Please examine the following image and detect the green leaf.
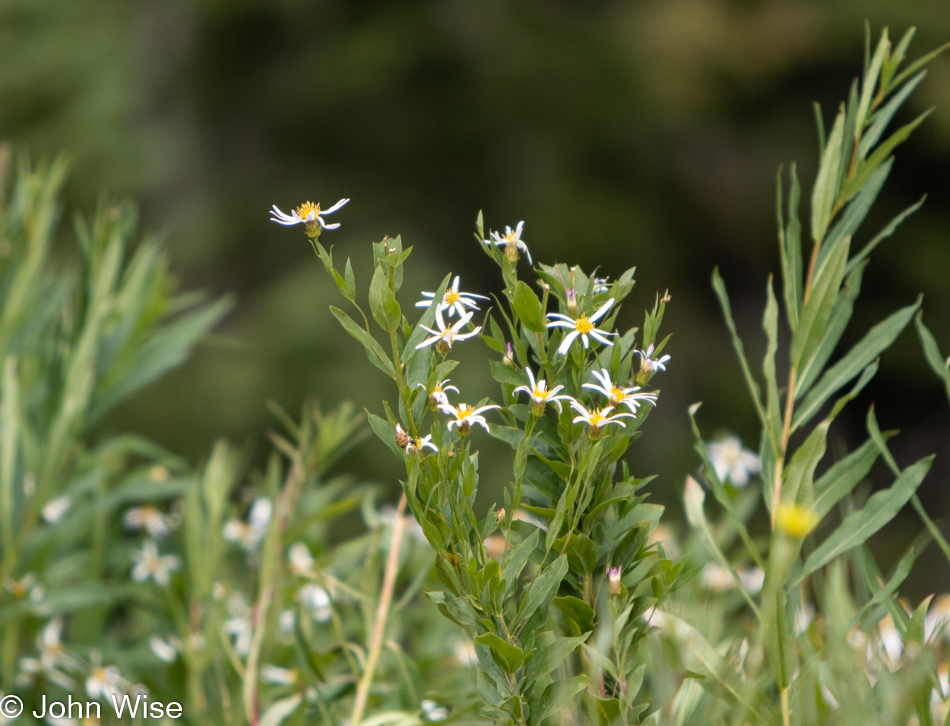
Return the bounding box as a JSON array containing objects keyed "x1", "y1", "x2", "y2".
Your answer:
[
  {"x1": 914, "y1": 311, "x2": 950, "y2": 402},
  {"x1": 811, "y1": 108, "x2": 845, "y2": 243},
  {"x1": 782, "y1": 421, "x2": 827, "y2": 508},
  {"x1": 368, "y1": 265, "x2": 401, "y2": 332},
  {"x1": 503, "y1": 529, "x2": 539, "y2": 595},
  {"x1": 794, "y1": 263, "x2": 864, "y2": 399},
  {"x1": 845, "y1": 195, "x2": 926, "y2": 275},
  {"x1": 777, "y1": 164, "x2": 803, "y2": 331},
  {"x1": 790, "y1": 233, "x2": 849, "y2": 373},
  {"x1": 818, "y1": 160, "x2": 891, "y2": 271},
  {"x1": 792, "y1": 455, "x2": 934, "y2": 588},
  {"x1": 524, "y1": 632, "x2": 589, "y2": 683},
  {"x1": 489, "y1": 360, "x2": 525, "y2": 387},
  {"x1": 813, "y1": 436, "x2": 889, "y2": 519},
  {"x1": 853, "y1": 541, "x2": 921, "y2": 627},
  {"x1": 553, "y1": 596, "x2": 594, "y2": 635},
  {"x1": 475, "y1": 633, "x2": 525, "y2": 673},
  {"x1": 518, "y1": 554, "x2": 569, "y2": 628},
  {"x1": 840, "y1": 108, "x2": 933, "y2": 204},
  {"x1": 367, "y1": 412, "x2": 403, "y2": 460},
  {"x1": 762, "y1": 276, "x2": 781, "y2": 449},
  {"x1": 792, "y1": 297, "x2": 919, "y2": 431},
  {"x1": 855, "y1": 30, "x2": 888, "y2": 138},
  {"x1": 860, "y1": 71, "x2": 927, "y2": 158},
  {"x1": 711, "y1": 269, "x2": 766, "y2": 426},
  {"x1": 330, "y1": 307, "x2": 395, "y2": 378},
  {"x1": 512, "y1": 280, "x2": 545, "y2": 333},
  {"x1": 259, "y1": 695, "x2": 303, "y2": 726}
]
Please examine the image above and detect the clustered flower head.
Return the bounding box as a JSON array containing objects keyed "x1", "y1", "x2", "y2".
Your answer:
[
  {"x1": 570, "y1": 400, "x2": 634, "y2": 440},
  {"x1": 635, "y1": 343, "x2": 671, "y2": 385},
  {"x1": 270, "y1": 198, "x2": 349, "y2": 239},
  {"x1": 438, "y1": 402, "x2": 501, "y2": 436}
]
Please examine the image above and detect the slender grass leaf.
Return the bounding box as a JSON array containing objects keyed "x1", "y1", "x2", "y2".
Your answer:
[
  {"x1": 763, "y1": 277, "x2": 781, "y2": 448},
  {"x1": 780, "y1": 164, "x2": 804, "y2": 330},
  {"x1": 792, "y1": 298, "x2": 919, "y2": 431},
  {"x1": 792, "y1": 455, "x2": 933, "y2": 588},
  {"x1": 887, "y1": 41, "x2": 950, "y2": 93}
]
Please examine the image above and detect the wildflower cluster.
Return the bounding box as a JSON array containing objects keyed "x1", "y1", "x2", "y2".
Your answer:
[{"x1": 292, "y1": 186, "x2": 682, "y2": 723}]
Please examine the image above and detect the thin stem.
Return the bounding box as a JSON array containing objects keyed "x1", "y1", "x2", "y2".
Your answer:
[
  {"x1": 781, "y1": 686, "x2": 791, "y2": 726},
  {"x1": 350, "y1": 493, "x2": 408, "y2": 725}
]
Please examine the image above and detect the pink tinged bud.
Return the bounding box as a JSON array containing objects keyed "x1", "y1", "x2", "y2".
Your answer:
[{"x1": 607, "y1": 566, "x2": 623, "y2": 596}]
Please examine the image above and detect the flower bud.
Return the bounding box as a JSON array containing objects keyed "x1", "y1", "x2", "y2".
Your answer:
[
  {"x1": 504, "y1": 240, "x2": 520, "y2": 261},
  {"x1": 435, "y1": 340, "x2": 451, "y2": 356},
  {"x1": 566, "y1": 289, "x2": 578, "y2": 317},
  {"x1": 607, "y1": 566, "x2": 623, "y2": 597},
  {"x1": 495, "y1": 508, "x2": 506, "y2": 523},
  {"x1": 395, "y1": 423, "x2": 410, "y2": 450}
]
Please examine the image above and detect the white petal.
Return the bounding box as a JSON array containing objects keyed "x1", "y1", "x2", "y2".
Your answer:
[
  {"x1": 321, "y1": 198, "x2": 350, "y2": 215},
  {"x1": 557, "y1": 330, "x2": 580, "y2": 355},
  {"x1": 589, "y1": 298, "x2": 616, "y2": 323}
]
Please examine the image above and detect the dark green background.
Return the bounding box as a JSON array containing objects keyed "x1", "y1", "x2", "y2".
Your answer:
[{"x1": 3, "y1": 0, "x2": 949, "y2": 587}]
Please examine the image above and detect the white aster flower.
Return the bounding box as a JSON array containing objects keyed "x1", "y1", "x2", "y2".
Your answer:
[
  {"x1": 261, "y1": 665, "x2": 298, "y2": 685},
  {"x1": 5, "y1": 572, "x2": 43, "y2": 601},
  {"x1": 569, "y1": 401, "x2": 634, "y2": 437},
  {"x1": 635, "y1": 343, "x2": 671, "y2": 383},
  {"x1": 592, "y1": 276, "x2": 610, "y2": 294},
  {"x1": 926, "y1": 594, "x2": 950, "y2": 644},
  {"x1": 582, "y1": 368, "x2": 658, "y2": 414},
  {"x1": 416, "y1": 275, "x2": 488, "y2": 318},
  {"x1": 42, "y1": 496, "x2": 72, "y2": 524},
  {"x1": 738, "y1": 566, "x2": 765, "y2": 594},
  {"x1": 300, "y1": 583, "x2": 333, "y2": 624},
  {"x1": 488, "y1": 221, "x2": 531, "y2": 264},
  {"x1": 512, "y1": 366, "x2": 573, "y2": 414},
  {"x1": 149, "y1": 636, "x2": 180, "y2": 663},
  {"x1": 421, "y1": 699, "x2": 449, "y2": 722},
  {"x1": 130, "y1": 539, "x2": 180, "y2": 586},
  {"x1": 223, "y1": 497, "x2": 273, "y2": 551},
  {"x1": 438, "y1": 402, "x2": 500, "y2": 435},
  {"x1": 86, "y1": 655, "x2": 125, "y2": 701},
  {"x1": 699, "y1": 563, "x2": 734, "y2": 593},
  {"x1": 225, "y1": 595, "x2": 254, "y2": 656},
  {"x1": 877, "y1": 612, "x2": 903, "y2": 669},
  {"x1": 278, "y1": 609, "x2": 296, "y2": 634},
  {"x1": 706, "y1": 436, "x2": 761, "y2": 488},
  {"x1": 406, "y1": 434, "x2": 438, "y2": 456},
  {"x1": 123, "y1": 505, "x2": 174, "y2": 538},
  {"x1": 415, "y1": 309, "x2": 481, "y2": 352},
  {"x1": 451, "y1": 637, "x2": 478, "y2": 666},
  {"x1": 546, "y1": 298, "x2": 617, "y2": 355},
  {"x1": 269, "y1": 198, "x2": 349, "y2": 236},
  {"x1": 288, "y1": 542, "x2": 316, "y2": 578},
  {"x1": 416, "y1": 378, "x2": 459, "y2": 408},
  {"x1": 794, "y1": 602, "x2": 816, "y2": 636}
]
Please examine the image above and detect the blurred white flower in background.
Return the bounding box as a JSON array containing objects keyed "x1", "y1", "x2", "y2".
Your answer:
[{"x1": 706, "y1": 435, "x2": 761, "y2": 487}]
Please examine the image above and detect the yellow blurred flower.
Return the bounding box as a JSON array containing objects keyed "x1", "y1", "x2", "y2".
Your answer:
[{"x1": 776, "y1": 503, "x2": 819, "y2": 538}]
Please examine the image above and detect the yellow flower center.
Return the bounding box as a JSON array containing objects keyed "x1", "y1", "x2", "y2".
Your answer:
[
  {"x1": 588, "y1": 412, "x2": 605, "y2": 427},
  {"x1": 575, "y1": 317, "x2": 594, "y2": 334},
  {"x1": 776, "y1": 503, "x2": 819, "y2": 539},
  {"x1": 10, "y1": 581, "x2": 27, "y2": 598},
  {"x1": 445, "y1": 290, "x2": 461, "y2": 305},
  {"x1": 457, "y1": 405, "x2": 473, "y2": 419},
  {"x1": 296, "y1": 201, "x2": 321, "y2": 219},
  {"x1": 610, "y1": 385, "x2": 626, "y2": 401}
]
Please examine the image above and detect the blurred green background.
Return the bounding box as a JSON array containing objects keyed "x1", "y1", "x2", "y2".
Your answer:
[{"x1": 3, "y1": 1, "x2": 949, "y2": 586}]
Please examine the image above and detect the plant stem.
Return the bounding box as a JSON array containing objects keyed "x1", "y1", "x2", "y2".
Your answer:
[{"x1": 350, "y1": 493, "x2": 408, "y2": 725}]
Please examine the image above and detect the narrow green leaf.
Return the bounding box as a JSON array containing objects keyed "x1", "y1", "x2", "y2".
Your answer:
[
  {"x1": 845, "y1": 195, "x2": 926, "y2": 276},
  {"x1": 792, "y1": 455, "x2": 933, "y2": 588},
  {"x1": 780, "y1": 164, "x2": 803, "y2": 330},
  {"x1": 790, "y1": 234, "x2": 849, "y2": 373},
  {"x1": 819, "y1": 160, "x2": 891, "y2": 270},
  {"x1": 853, "y1": 540, "x2": 921, "y2": 627},
  {"x1": 914, "y1": 311, "x2": 950, "y2": 402},
  {"x1": 330, "y1": 307, "x2": 395, "y2": 378},
  {"x1": 860, "y1": 71, "x2": 927, "y2": 158},
  {"x1": 792, "y1": 298, "x2": 919, "y2": 431},
  {"x1": 763, "y1": 277, "x2": 781, "y2": 448},
  {"x1": 855, "y1": 30, "x2": 888, "y2": 136},
  {"x1": 813, "y1": 436, "x2": 888, "y2": 518},
  {"x1": 840, "y1": 108, "x2": 933, "y2": 203},
  {"x1": 711, "y1": 269, "x2": 766, "y2": 426},
  {"x1": 811, "y1": 108, "x2": 845, "y2": 243},
  {"x1": 795, "y1": 262, "x2": 865, "y2": 399},
  {"x1": 887, "y1": 41, "x2": 950, "y2": 93}
]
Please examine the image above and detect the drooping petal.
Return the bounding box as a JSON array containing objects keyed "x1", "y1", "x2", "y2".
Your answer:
[{"x1": 589, "y1": 298, "x2": 616, "y2": 323}]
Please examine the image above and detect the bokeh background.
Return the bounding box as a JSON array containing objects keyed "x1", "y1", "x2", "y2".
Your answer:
[{"x1": 3, "y1": 0, "x2": 950, "y2": 589}]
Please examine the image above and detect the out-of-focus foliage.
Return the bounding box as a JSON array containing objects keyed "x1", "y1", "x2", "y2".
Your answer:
[{"x1": 2, "y1": 5, "x2": 950, "y2": 576}]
